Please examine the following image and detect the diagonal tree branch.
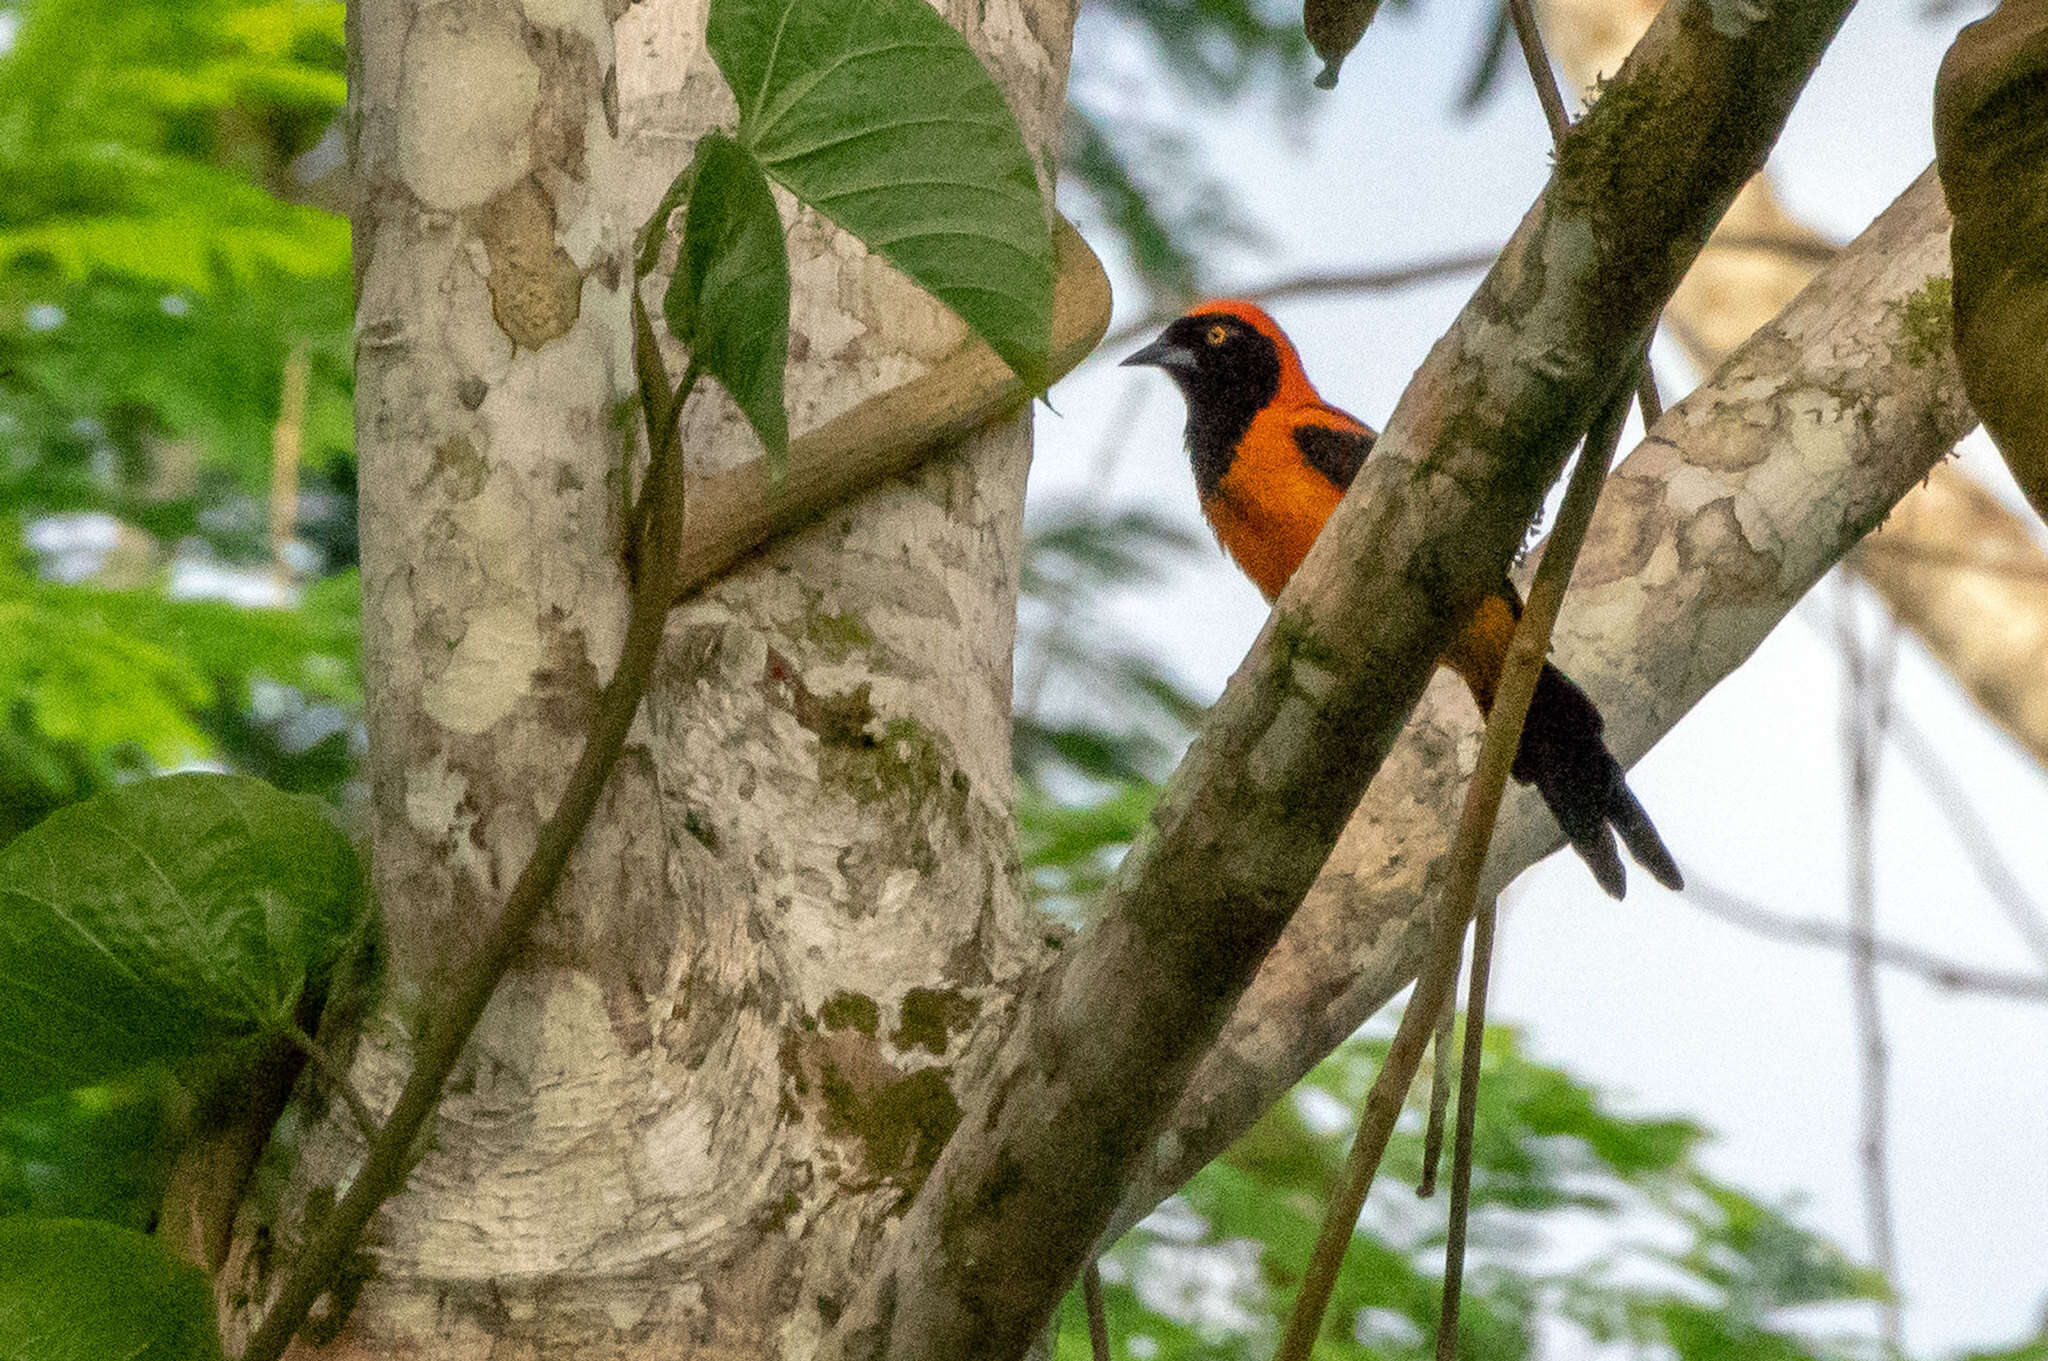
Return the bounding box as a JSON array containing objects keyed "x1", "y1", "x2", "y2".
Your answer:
[
  {"x1": 666, "y1": 219, "x2": 1110, "y2": 599},
  {"x1": 1534, "y1": 0, "x2": 2048, "y2": 792},
  {"x1": 824, "y1": 4, "x2": 1860, "y2": 1356},
  {"x1": 1108, "y1": 165, "x2": 1972, "y2": 1242}
]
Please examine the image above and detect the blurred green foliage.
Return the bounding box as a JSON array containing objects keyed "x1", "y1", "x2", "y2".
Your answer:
[
  {"x1": 0, "y1": 0, "x2": 353, "y2": 505},
  {"x1": 1014, "y1": 504, "x2": 1207, "y2": 913},
  {"x1": 0, "y1": 0, "x2": 359, "y2": 1251},
  {"x1": 0, "y1": 1074, "x2": 177, "y2": 1231},
  {"x1": 1047, "y1": 1024, "x2": 1892, "y2": 1361},
  {"x1": 0, "y1": 0, "x2": 360, "y2": 836},
  {"x1": 1094, "y1": 0, "x2": 1312, "y2": 93},
  {"x1": 1061, "y1": 0, "x2": 1313, "y2": 302}
]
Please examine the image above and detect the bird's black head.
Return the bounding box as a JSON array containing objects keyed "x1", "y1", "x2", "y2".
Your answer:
[
  {"x1": 1122, "y1": 308, "x2": 1284, "y2": 495},
  {"x1": 1122, "y1": 311, "x2": 1283, "y2": 413}
]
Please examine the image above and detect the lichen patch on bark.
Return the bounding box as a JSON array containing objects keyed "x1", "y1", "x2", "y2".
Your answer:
[
  {"x1": 892, "y1": 988, "x2": 980, "y2": 1056},
  {"x1": 784, "y1": 1028, "x2": 962, "y2": 1196},
  {"x1": 418, "y1": 434, "x2": 491, "y2": 501},
  {"x1": 479, "y1": 177, "x2": 584, "y2": 349}
]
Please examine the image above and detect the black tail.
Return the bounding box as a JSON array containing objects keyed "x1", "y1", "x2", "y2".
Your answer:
[{"x1": 1513, "y1": 663, "x2": 1683, "y2": 899}]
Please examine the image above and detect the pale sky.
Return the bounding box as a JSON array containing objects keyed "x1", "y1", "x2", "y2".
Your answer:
[{"x1": 1036, "y1": 1, "x2": 2048, "y2": 1352}]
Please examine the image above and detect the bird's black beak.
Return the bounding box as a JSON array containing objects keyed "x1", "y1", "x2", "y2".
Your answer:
[{"x1": 1121, "y1": 336, "x2": 1197, "y2": 376}]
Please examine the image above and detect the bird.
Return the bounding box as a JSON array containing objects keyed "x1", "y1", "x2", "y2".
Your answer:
[{"x1": 1122, "y1": 299, "x2": 1681, "y2": 898}]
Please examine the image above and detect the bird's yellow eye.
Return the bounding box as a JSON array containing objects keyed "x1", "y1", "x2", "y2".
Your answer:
[{"x1": 1206, "y1": 324, "x2": 1229, "y2": 346}]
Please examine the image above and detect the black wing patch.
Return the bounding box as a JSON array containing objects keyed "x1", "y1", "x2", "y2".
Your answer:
[{"x1": 1292, "y1": 423, "x2": 1375, "y2": 490}]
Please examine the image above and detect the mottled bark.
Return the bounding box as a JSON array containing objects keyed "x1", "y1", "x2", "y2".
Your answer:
[
  {"x1": 826, "y1": 4, "x2": 1858, "y2": 1357},
  {"x1": 221, "y1": 0, "x2": 1078, "y2": 1355},
  {"x1": 1540, "y1": 0, "x2": 1828, "y2": 365},
  {"x1": 1114, "y1": 169, "x2": 1969, "y2": 1236}
]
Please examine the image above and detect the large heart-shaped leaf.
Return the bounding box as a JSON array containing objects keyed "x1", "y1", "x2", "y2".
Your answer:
[
  {"x1": 708, "y1": 0, "x2": 1054, "y2": 391},
  {"x1": 665, "y1": 131, "x2": 791, "y2": 465},
  {"x1": 0, "y1": 773, "x2": 362, "y2": 1107},
  {"x1": 0, "y1": 1218, "x2": 223, "y2": 1361}
]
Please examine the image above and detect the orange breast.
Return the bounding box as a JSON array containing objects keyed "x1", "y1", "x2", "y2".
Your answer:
[{"x1": 1199, "y1": 407, "x2": 1347, "y2": 601}]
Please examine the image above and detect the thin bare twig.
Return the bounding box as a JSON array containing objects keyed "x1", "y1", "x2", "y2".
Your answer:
[
  {"x1": 1099, "y1": 231, "x2": 1830, "y2": 361},
  {"x1": 1507, "y1": 0, "x2": 1572, "y2": 141},
  {"x1": 1082, "y1": 1260, "x2": 1110, "y2": 1361},
  {"x1": 1102, "y1": 226, "x2": 1834, "y2": 359},
  {"x1": 1887, "y1": 713, "x2": 2048, "y2": 969},
  {"x1": 1417, "y1": 992, "x2": 1457, "y2": 1197},
  {"x1": 1837, "y1": 579, "x2": 1905, "y2": 1357},
  {"x1": 1099, "y1": 251, "x2": 1503, "y2": 353},
  {"x1": 1105, "y1": 229, "x2": 1826, "y2": 366},
  {"x1": 1273, "y1": 361, "x2": 1640, "y2": 1361},
  {"x1": 1791, "y1": 595, "x2": 2048, "y2": 971},
  {"x1": 1434, "y1": 899, "x2": 1498, "y2": 1361},
  {"x1": 1682, "y1": 877, "x2": 2048, "y2": 1002}
]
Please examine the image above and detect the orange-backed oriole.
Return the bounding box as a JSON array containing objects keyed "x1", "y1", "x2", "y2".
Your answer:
[{"x1": 1124, "y1": 299, "x2": 1681, "y2": 898}]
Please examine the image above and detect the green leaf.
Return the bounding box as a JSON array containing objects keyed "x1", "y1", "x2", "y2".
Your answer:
[
  {"x1": 707, "y1": 0, "x2": 1053, "y2": 390},
  {"x1": 0, "y1": 1218, "x2": 223, "y2": 1361},
  {"x1": 0, "y1": 773, "x2": 362, "y2": 1106},
  {"x1": 665, "y1": 132, "x2": 790, "y2": 465}
]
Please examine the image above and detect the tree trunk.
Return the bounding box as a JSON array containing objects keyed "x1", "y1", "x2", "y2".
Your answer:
[{"x1": 220, "y1": 0, "x2": 1076, "y2": 1353}]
